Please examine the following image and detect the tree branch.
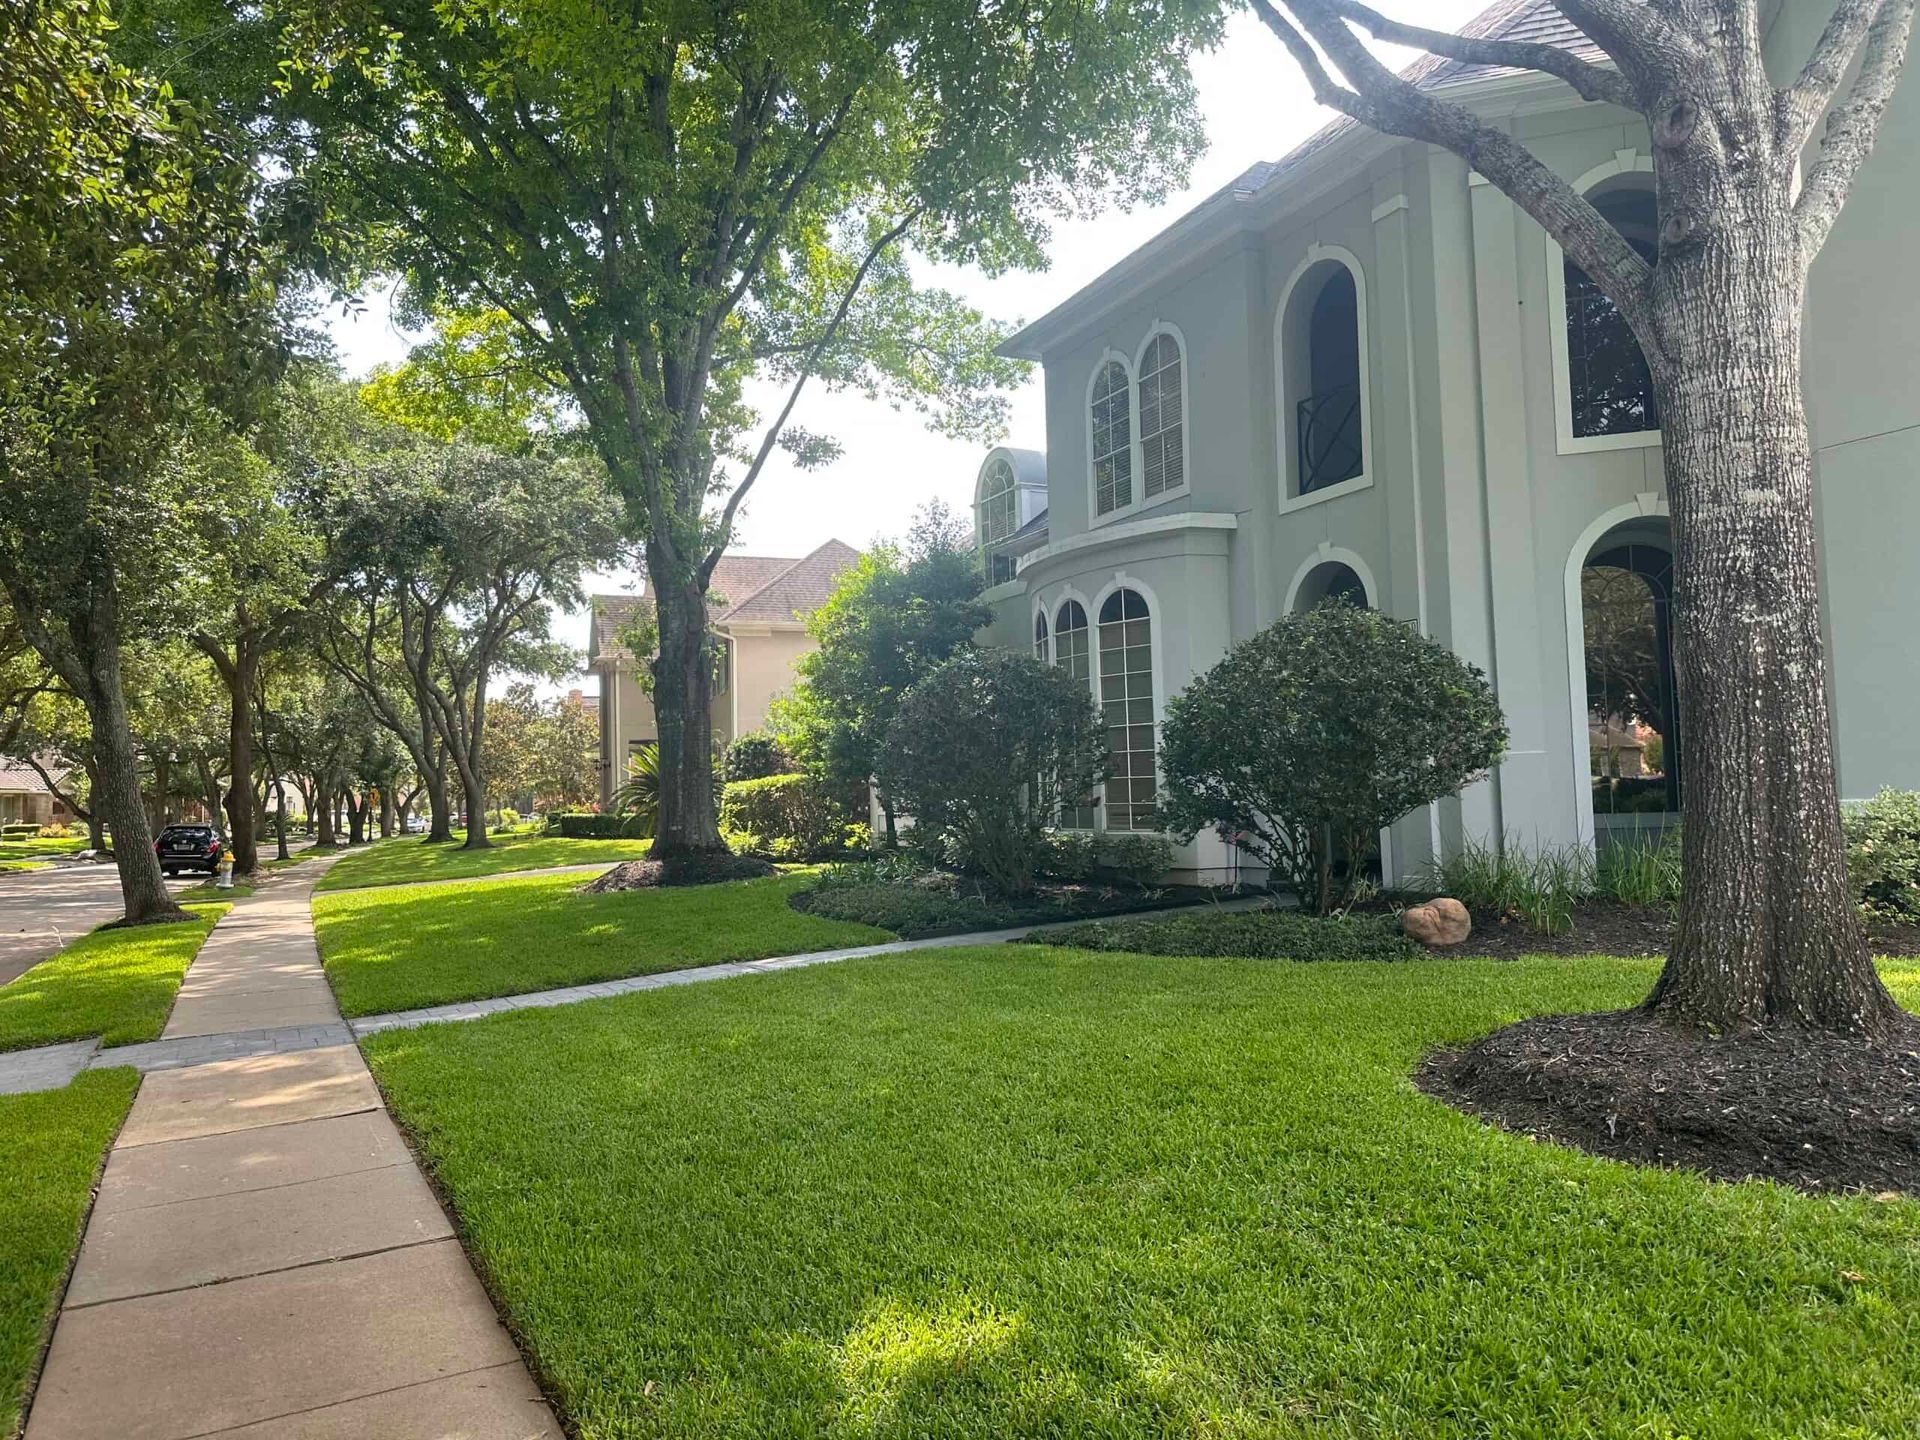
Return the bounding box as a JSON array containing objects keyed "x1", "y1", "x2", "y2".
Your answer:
[
  {"x1": 1252, "y1": 0, "x2": 1658, "y2": 342},
  {"x1": 1781, "y1": 0, "x2": 1883, "y2": 149},
  {"x1": 702, "y1": 208, "x2": 922, "y2": 584},
  {"x1": 1796, "y1": 0, "x2": 1916, "y2": 257},
  {"x1": 1326, "y1": 0, "x2": 1638, "y2": 107}
]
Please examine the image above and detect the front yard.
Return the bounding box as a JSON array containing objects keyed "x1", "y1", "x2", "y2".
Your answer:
[
  {"x1": 313, "y1": 831, "x2": 654, "y2": 891},
  {"x1": 363, "y1": 945, "x2": 1920, "y2": 1439},
  {"x1": 0, "y1": 905, "x2": 228, "y2": 1052},
  {"x1": 313, "y1": 869, "x2": 890, "y2": 1016}
]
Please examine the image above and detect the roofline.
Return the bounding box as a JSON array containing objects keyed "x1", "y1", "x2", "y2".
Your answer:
[{"x1": 999, "y1": 69, "x2": 1597, "y2": 361}]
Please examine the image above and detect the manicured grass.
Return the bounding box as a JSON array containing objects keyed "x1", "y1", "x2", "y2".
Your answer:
[
  {"x1": 0, "y1": 1068, "x2": 140, "y2": 1436},
  {"x1": 314, "y1": 870, "x2": 891, "y2": 1016},
  {"x1": 0, "y1": 836, "x2": 86, "y2": 860},
  {"x1": 0, "y1": 860, "x2": 52, "y2": 875},
  {"x1": 314, "y1": 832, "x2": 654, "y2": 892},
  {"x1": 365, "y1": 948, "x2": 1920, "y2": 1440},
  {"x1": 0, "y1": 906, "x2": 229, "y2": 1053}
]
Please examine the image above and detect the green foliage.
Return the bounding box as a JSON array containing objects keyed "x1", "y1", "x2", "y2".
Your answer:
[
  {"x1": 1595, "y1": 830, "x2": 1685, "y2": 909},
  {"x1": 0, "y1": 1069, "x2": 142, "y2": 1438},
  {"x1": 1159, "y1": 603, "x2": 1507, "y2": 914},
  {"x1": 1423, "y1": 837, "x2": 1588, "y2": 937},
  {"x1": 877, "y1": 651, "x2": 1107, "y2": 894},
  {"x1": 800, "y1": 861, "x2": 1176, "y2": 940},
  {"x1": 1845, "y1": 789, "x2": 1920, "y2": 923},
  {"x1": 316, "y1": 831, "x2": 650, "y2": 890},
  {"x1": 722, "y1": 732, "x2": 793, "y2": 783},
  {"x1": 1033, "y1": 907, "x2": 1422, "y2": 962},
  {"x1": 360, "y1": 949, "x2": 1920, "y2": 1439},
  {"x1": 0, "y1": 905, "x2": 228, "y2": 1053},
  {"x1": 360, "y1": 308, "x2": 567, "y2": 450},
  {"x1": 1035, "y1": 832, "x2": 1176, "y2": 889},
  {"x1": 719, "y1": 774, "x2": 856, "y2": 861},
  {"x1": 554, "y1": 813, "x2": 650, "y2": 841},
  {"x1": 774, "y1": 503, "x2": 989, "y2": 817}
]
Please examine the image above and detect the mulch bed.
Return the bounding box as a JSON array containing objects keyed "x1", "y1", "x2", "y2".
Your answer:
[
  {"x1": 1420, "y1": 1007, "x2": 1920, "y2": 1195},
  {"x1": 583, "y1": 854, "x2": 777, "y2": 891}
]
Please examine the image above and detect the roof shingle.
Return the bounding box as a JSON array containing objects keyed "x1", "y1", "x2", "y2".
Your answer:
[{"x1": 589, "y1": 539, "x2": 860, "y2": 663}]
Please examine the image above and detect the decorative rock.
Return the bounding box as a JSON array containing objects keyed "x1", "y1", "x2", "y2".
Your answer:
[{"x1": 1402, "y1": 897, "x2": 1471, "y2": 948}]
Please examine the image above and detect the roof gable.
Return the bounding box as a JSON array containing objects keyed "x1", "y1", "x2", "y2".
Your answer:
[{"x1": 589, "y1": 539, "x2": 861, "y2": 662}]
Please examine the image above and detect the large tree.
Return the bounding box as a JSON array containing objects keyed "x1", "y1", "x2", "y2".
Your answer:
[
  {"x1": 146, "y1": 0, "x2": 1222, "y2": 858},
  {"x1": 1248, "y1": 0, "x2": 1912, "y2": 1039}
]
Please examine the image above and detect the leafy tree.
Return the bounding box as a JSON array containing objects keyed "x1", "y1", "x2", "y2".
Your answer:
[
  {"x1": 0, "y1": 0, "x2": 282, "y2": 921},
  {"x1": 1244, "y1": 2, "x2": 1915, "y2": 1036},
  {"x1": 360, "y1": 308, "x2": 569, "y2": 452},
  {"x1": 485, "y1": 682, "x2": 600, "y2": 813},
  {"x1": 1157, "y1": 604, "x2": 1508, "y2": 914},
  {"x1": 877, "y1": 651, "x2": 1106, "y2": 895},
  {"x1": 153, "y1": 0, "x2": 1222, "y2": 859},
  {"x1": 775, "y1": 502, "x2": 989, "y2": 843}
]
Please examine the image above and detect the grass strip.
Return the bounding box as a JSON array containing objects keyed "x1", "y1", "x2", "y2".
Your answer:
[
  {"x1": 315, "y1": 833, "x2": 653, "y2": 892},
  {"x1": 0, "y1": 905, "x2": 229, "y2": 1053}
]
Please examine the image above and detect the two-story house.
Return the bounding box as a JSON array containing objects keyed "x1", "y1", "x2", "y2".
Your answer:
[{"x1": 974, "y1": 0, "x2": 1920, "y2": 885}]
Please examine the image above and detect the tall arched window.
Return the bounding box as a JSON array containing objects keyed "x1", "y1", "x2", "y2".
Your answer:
[
  {"x1": 1136, "y1": 332, "x2": 1185, "y2": 502},
  {"x1": 1090, "y1": 360, "x2": 1134, "y2": 518},
  {"x1": 977, "y1": 456, "x2": 1018, "y2": 584},
  {"x1": 1098, "y1": 589, "x2": 1156, "y2": 831},
  {"x1": 1293, "y1": 560, "x2": 1368, "y2": 612},
  {"x1": 1565, "y1": 184, "x2": 1659, "y2": 439},
  {"x1": 1032, "y1": 610, "x2": 1049, "y2": 662},
  {"x1": 1054, "y1": 601, "x2": 1096, "y2": 829},
  {"x1": 1278, "y1": 255, "x2": 1367, "y2": 499}
]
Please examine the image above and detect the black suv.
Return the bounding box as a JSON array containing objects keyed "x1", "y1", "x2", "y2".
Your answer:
[{"x1": 154, "y1": 824, "x2": 222, "y2": 876}]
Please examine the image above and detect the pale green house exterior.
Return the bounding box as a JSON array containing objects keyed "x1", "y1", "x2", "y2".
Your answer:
[{"x1": 973, "y1": 0, "x2": 1920, "y2": 885}]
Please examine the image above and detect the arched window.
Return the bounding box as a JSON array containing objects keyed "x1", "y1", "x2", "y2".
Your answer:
[
  {"x1": 1565, "y1": 183, "x2": 1659, "y2": 439},
  {"x1": 1278, "y1": 256, "x2": 1366, "y2": 498},
  {"x1": 1032, "y1": 610, "x2": 1049, "y2": 662},
  {"x1": 1090, "y1": 360, "x2": 1133, "y2": 517},
  {"x1": 1054, "y1": 601, "x2": 1096, "y2": 829},
  {"x1": 1098, "y1": 589, "x2": 1156, "y2": 831},
  {"x1": 1582, "y1": 521, "x2": 1681, "y2": 833},
  {"x1": 1136, "y1": 332, "x2": 1185, "y2": 502},
  {"x1": 1293, "y1": 560, "x2": 1368, "y2": 612},
  {"x1": 976, "y1": 455, "x2": 1018, "y2": 584}
]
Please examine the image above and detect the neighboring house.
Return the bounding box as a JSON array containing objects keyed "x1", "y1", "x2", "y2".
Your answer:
[
  {"x1": 587, "y1": 540, "x2": 860, "y2": 804},
  {"x1": 0, "y1": 759, "x2": 78, "y2": 828},
  {"x1": 974, "y1": 0, "x2": 1919, "y2": 884}
]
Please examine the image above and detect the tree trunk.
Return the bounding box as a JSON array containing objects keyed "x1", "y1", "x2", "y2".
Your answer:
[
  {"x1": 315, "y1": 789, "x2": 336, "y2": 847},
  {"x1": 421, "y1": 731, "x2": 453, "y2": 843},
  {"x1": 651, "y1": 560, "x2": 726, "y2": 857},
  {"x1": 1643, "y1": 215, "x2": 1900, "y2": 1037},
  {"x1": 221, "y1": 639, "x2": 260, "y2": 875},
  {"x1": 83, "y1": 642, "x2": 181, "y2": 924},
  {"x1": 148, "y1": 753, "x2": 170, "y2": 832},
  {"x1": 379, "y1": 787, "x2": 394, "y2": 839},
  {"x1": 346, "y1": 790, "x2": 366, "y2": 845}
]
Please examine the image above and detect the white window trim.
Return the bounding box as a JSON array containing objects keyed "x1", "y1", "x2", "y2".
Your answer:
[
  {"x1": 1086, "y1": 326, "x2": 1194, "y2": 531},
  {"x1": 1031, "y1": 597, "x2": 1052, "y2": 663},
  {"x1": 1049, "y1": 586, "x2": 1097, "y2": 830},
  {"x1": 1087, "y1": 574, "x2": 1166, "y2": 834},
  {"x1": 1275, "y1": 243, "x2": 1375, "y2": 513},
  {"x1": 1085, "y1": 350, "x2": 1137, "y2": 527},
  {"x1": 1282, "y1": 543, "x2": 1379, "y2": 614},
  {"x1": 1547, "y1": 151, "x2": 1663, "y2": 457}
]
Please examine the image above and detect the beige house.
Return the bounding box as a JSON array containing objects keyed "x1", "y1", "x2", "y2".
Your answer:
[
  {"x1": 587, "y1": 541, "x2": 859, "y2": 805},
  {"x1": 0, "y1": 760, "x2": 77, "y2": 828}
]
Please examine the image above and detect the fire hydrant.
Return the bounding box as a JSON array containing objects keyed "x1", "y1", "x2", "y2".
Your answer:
[{"x1": 216, "y1": 847, "x2": 236, "y2": 890}]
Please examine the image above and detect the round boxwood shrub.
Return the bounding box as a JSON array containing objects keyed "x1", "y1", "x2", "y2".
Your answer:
[
  {"x1": 723, "y1": 732, "x2": 793, "y2": 783},
  {"x1": 1158, "y1": 602, "x2": 1507, "y2": 913}
]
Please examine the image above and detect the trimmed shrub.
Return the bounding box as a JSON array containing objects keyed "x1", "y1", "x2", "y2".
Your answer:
[
  {"x1": 723, "y1": 732, "x2": 793, "y2": 783},
  {"x1": 1037, "y1": 831, "x2": 1175, "y2": 888},
  {"x1": 552, "y1": 812, "x2": 648, "y2": 839},
  {"x1": 1, "y1": 823, "x2": 40, "y2": 840},
  {"x1": 1031, "y1": 907, "x2": 1422, "y2": 962},
  {"x1": 1845, "y1": 789, "x2": 1920, "y2": 923},
  {"x1": 720, "y1": 773, "x2": 856, "y2": 860}
]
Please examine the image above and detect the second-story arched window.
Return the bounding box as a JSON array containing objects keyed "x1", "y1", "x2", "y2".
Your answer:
[
  {"x1": 1278, "y1": 253, "x2": 1368, "y2": 501},
  {"x1": 1136, "y1": 331, "x2": 1185, "y2": 502},
  {"x1": 1565, "y1": 183, "x2": 1660, "y2": 439},
  {"x1": 1090, "y1": 360, "x2": 1134, "y2": 518}
]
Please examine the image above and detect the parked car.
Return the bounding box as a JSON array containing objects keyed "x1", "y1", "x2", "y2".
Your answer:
[{"x1": 154, "y1": 824, "x2": 222, "y2": 876}]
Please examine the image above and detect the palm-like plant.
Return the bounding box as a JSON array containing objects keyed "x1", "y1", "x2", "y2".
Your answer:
[{"x1": 608, "y1": 743, "x2": 661, "y2": 837}]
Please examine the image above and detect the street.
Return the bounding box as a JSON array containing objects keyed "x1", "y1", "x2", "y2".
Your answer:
[{"x1": 0, "y1": 863, "x2": 196, "y2": 984}]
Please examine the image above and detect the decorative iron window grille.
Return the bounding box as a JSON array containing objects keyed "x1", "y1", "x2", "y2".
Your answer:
[{"x1": 1297, "y1": 381, "x2": 1364, "y2": 494}]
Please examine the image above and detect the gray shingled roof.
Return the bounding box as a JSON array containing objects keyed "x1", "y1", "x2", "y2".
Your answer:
[
  {"x1": 0, "y1": 759, "x2": 67, "y2": 792},
  {"x1": 589, "y1": 541, "x2": 860, "y2": 663}
]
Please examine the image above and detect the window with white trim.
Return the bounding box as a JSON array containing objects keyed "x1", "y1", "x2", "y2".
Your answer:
[
  {"x1": 1090, "y1": 360, "x2": 1133, "y2": 517},
  {"x1": 1033, "y1": 610, "x2": 1049, "y2": 661},
  {"x1": 1565, "y1": 185, "x2": 1660, "y2": 439},
  {"x1": 1136, "y1": 332, "x2": 1184, "y2": 501},
  {"x1": 1279, "y1": 259, "x2": 1365, "y2": 498},
  {"x1": 1054, "y1": 601, "x2": 1096, "y2": 829},
  {"x1": 1097, "y1": 589, "x2": 1156, "y2": 831}
]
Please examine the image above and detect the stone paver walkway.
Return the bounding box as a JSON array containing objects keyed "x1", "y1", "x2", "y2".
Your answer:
[{"x1": 24, "y1": 859, "x2": 558, "y2": 1440}]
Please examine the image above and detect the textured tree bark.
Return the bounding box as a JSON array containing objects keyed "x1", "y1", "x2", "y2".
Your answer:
[
  {"x1": 379, "y1": 787, "x2": 394, "y2": 839},
  {"x1": 1645, "y1": 221, "x2": 1900, "y2": 1036},
  {"x1": 221, "y1": 639, "x2": 260, "y2": 875},
  {"x1": 650, "y1": 554, "x2": 725, "y2": 857},
  {"x1": 315, "y1": 788, "x2": 335, "y2": 847},
  {"x1": 82, "y1": 641, "x2": 181, "y2": 924}
]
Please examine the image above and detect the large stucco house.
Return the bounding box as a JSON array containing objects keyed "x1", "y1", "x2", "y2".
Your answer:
[
  {"x1": 973, "y1": 0, "x2": 1919, "y2": 885},
  {"x1": 587, "y1": 541, "x2": 859, "y2": 805}
]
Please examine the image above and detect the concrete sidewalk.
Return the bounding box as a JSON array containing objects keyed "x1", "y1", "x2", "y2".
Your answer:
[{"x1": 24, "y1": 860, "x2": 558, "y2": 1440}]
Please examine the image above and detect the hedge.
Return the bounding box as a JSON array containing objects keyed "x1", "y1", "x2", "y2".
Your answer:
[
  {"x1": 720, "y1": 774, "x2": 858, "y2": 860},
  {"x1": 548, "y1": 813, "x2": 649, "y2": 839},
  {"x1": 1030, "y1": 907, "x2": 1422, "y2": 962}
]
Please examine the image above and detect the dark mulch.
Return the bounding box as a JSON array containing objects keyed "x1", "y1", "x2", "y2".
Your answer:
[
  {"x1": 790, "y1": 877, "x2": 1221, "y2": 940},
  {"x1": 1369, "y1": 897, "x2": 1920, "y2": 961},
  {"x1": 583, "y1": 854, "x2": 777, "y2": 892},
  {"x1": 1420, "y1": 1007, "x2": 1920, "y2": 1195}
]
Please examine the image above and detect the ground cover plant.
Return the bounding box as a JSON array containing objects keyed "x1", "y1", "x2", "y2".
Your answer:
[
  {"x1": 313, "y1": 870, "x2": 889, "y2": 1016},
  {"x1": 1033, "y1": 906, "x2": 1420, "y2": 961},
  {"x1": 0, "y1": 1070, "x2": 140, "y2": 1436},
  {"x1": 314, "y1": 832, "x2": 652, "y2": 892},
  {"x1": 0, "y1": 905, "x2": 229, "y2": 1052},
  {"x1": 364, "y1": 948, "x2": 1920, "y2": 1440}
]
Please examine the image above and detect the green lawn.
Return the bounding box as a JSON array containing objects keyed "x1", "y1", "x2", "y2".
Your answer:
[
  {"x1": 0, "y1": 905, "x2": 228, "y2": 1052},
  {"x1": 0, "y1": 836, "x2": 87, "y2": 860},
  {"x1": 0, "y1": 1069, "x2": 139, "y2": 1436},
  {"x1": 314, "y1": 832, "x2": 653, "y2": 892},
  {"x1": 314, "y1": 870, "x2": 891, "y2": 1016},
  {"x1": 0, "y1": 860, "x2": 52, "y2": 875},
  {"x1": 364, "y1": 948, "x2": 1920, "y2": 1440}
]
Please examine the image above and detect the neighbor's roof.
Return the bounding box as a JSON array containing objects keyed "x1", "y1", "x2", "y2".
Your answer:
[
  {"x1": 1001, "y1": 0, "x2": 1604, "y2": 358},
  {"x1": 0, "y1": 759, "x2": 67, "y2": 793},
  {"x1": 589, "y1": 540, "x2": 861, "y2": 663}
]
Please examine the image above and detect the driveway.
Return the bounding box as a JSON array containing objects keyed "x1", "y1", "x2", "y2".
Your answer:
[{"x1": 0, "y1": 863, "x2": 197, "y2": 984}]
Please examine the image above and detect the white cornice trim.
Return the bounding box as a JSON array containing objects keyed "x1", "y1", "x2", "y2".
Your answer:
[{"x1": 1018, "y1": 511, "x2": 1237, "y2": 573}]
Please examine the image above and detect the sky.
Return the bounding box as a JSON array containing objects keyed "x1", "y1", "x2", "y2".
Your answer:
[{"x1": 324, "y1": 4, "x2": 1490, "y2": 687}]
